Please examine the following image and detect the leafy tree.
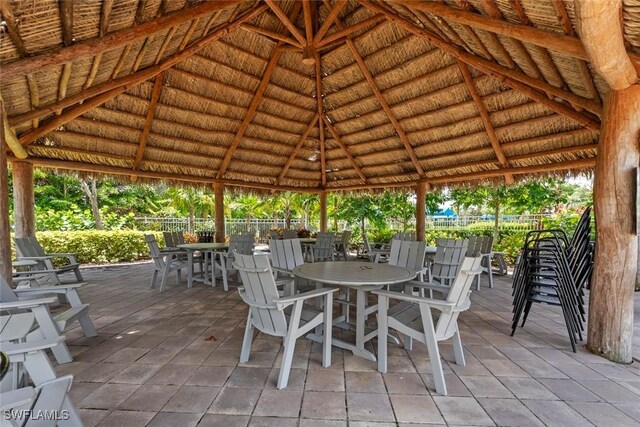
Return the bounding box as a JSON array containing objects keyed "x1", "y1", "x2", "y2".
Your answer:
[
  {"x1": 378, "y1": 191, "x2": 414, "y2": 231},
  {"x1": 164, "y1": 187, "x2": 215, "y2": 231},
  {"x1": 335, "y1": 194, "x2": 385, "y2": 239}
]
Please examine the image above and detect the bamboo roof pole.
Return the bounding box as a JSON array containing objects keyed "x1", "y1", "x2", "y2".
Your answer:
[
  {"x1": 276, "y1": 114, "x2": 319, "y2": 185},
  {"x1": 576, "y1": 0, "x2": 640, "y2": 364},
  {"x1": 457, "y1": 61, "x2": 513, "y2": 184},
  {"x1": 316, "y1": 52, "x2": 327, "y2": 187},
  {"x1": 264, "y1": 0, "x2": 306, "y2": 46},
  {"x1": 0, "y1": 97, "x2": 11, "y2": 285},
  {"x1": 216, "y1": 2, "x2": 302, "y2": 178},
  {"x1": 16, "y1": 4, "x2": 269, "y2": 147},
  {"x1": 133, "y1": 72, "x2": 165, "y2": 171},
  {"x1": 1, "y1": 95, "x2": 27, "y2": 159},
  {"x1": 322, "y1": 116, "x2": 368, "y2": 183}
]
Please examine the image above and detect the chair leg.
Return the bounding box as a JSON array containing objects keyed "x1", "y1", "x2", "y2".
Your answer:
[
  {"x1": 322, "y1": 293, "x2": 334, "y2": 368},
  {"x1": 220, "y1": 256, "x2": 228, "y2": 292},
  {"x1": 452, "y1": 327, "x2": 466, "y2": 366},
  {"x1": 30, "y1": 306, "x2": 73, "y2": 364},
  {"x1": 239, "y1": 311, "x2": 255, "y2": 363},
  {"x1": 487, "y1": 262, "x2": 494, "y2": 288},
  {"x1": 278, "y1": 301, "x2": 303, "y2": 389},
  {"x1": 150, "y1": 269, "x2": 159, "y2": 288},
  {"x1": 73, "y1": 267, "x2": 84, "y2": 282},
  {"x1": 160, "y1": 263, "x2": 171, "y2": 293},
  {"x1": 419, "y1": 303, "x2": 447, "y2": 395},
  {"x1": 77, "y1": 312, "x2": 98, "y2": 338},
  {"x1": 377, "y1": 295, "x2": 389, "y2": 373}
]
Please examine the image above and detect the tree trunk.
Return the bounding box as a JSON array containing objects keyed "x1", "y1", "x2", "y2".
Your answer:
[
  {"x1": 214, "y1": 182, "x2": 225, "y2": 243},
  {"x1": 637, "y1": 231, "x2": 640, "y2": 291},
  {"x1": 188, "y1": 205, "x2": 195, "y2": 234},
  {"x1": 12, "y1": 161, "x2": 36, "y2": 238},
  {"x1": 285, "y1": 205, "x2": 291, "y2": 230},
  {"x1": 320, "y1": 192, "x2": 327, "y2": 232},
  {"x1": 80, "y1": 178, "x2": 103, "y2": 230},
  {"x1": 416, "y1": 182, "x2": 427, "y2": 241},
  {"x1": 587, "y1": 85, "x2": 640, "y2": 363},
  {"x1": 361, "y1": 217, "x2": 366, "y2": 242},
  {"x1": 493, "y1": 202, "x2": 500, "y2": 240}
]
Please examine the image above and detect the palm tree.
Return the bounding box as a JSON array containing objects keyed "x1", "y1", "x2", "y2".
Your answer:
[{"x1": 164, "y1": 187, "x2": 214, "y2": 232}]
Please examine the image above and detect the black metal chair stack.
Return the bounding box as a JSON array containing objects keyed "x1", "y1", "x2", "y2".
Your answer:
[
  {"x1": 511, "y1": 208, "x2": 594, "y2": 352},
  {"x1": 197, "y1": 230, "x2": 215, "y2": 243}
]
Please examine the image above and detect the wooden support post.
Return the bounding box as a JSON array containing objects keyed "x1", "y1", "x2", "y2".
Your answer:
[
  {"x1": 415, "y1": 181, "x2": 427, "y2": 242},
  {"x1": 320, "y1": 191, "x2": 328, "y2": 232},
  {"x1": 0, "y1": 98, "x2": 12, "y2": 285},
  {"x1": 587, "y1": 85, "x2": 640, "y2": 363},
  {"x1": 12, "y1": 161, "x2": 36, "y2": 238},
  {"x1": 214, "y1": 182, "x2": 225, "y2": 243}
]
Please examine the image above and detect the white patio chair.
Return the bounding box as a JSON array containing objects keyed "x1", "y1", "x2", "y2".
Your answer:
[
  {"x1": 310, "y1": 232, "x2": 335, "y2": 263},
  {"x1": 466, "y1": 235, "x2": 496, "y2": 290},
  {"x1": 2, "y1": 276, "x2": 96, "y2": 340},
  {"x1": 388, "y1": 240, "x2": 427, "y2": 283},
  {"x1": 145, "y1": 234, "x2": 188, "y2": 292},
  {"x1": 269, "y1": 230, "x2": 281, "y2": 241},
  {"x1": 334, "y1": 230, "x2": 352, "y2": 261},
  {"x1": 234, "y1": 252, "x2": 337, "y2": 389},
  {"x1": 0, "y1": 375, "x2": 81, "y2": 427},
  {"x1": 219, "y1": 233, "x2": 255, "y2": 291},
  {"x1": 429, "y1": 238, "x2": 468, "y2": 286},
  {"x1": 393, "y1": 232, "x2": 416, "y2": 241},
  {"x1": 283, "y1": 229, "x2": 298, "y2": 239},
  {"x1": 14, "y1": 237, "x2": 83, "y2": 285},
  {"x1": 374, "y1": 256, "x2": 482, "y2": 395},
  {"x1": 0, "y1": 277, "x2": 92, "y2": 365}
]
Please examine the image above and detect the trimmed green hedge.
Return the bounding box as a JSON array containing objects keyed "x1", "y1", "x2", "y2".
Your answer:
[{"x1": 35, "y1": 231, "x2": 166, "y2": 264}]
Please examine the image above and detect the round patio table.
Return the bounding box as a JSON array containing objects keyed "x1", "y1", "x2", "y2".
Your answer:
[
  {"x1": 177, "y1": 243, "x2": 229, "y2": 288},
  {"x1": 293, "y1": 261, "x2": 416, "y2": 361}
]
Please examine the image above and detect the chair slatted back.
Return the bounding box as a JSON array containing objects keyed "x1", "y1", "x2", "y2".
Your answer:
[
  {"x1": 313, "y1": 233, "x2": 335, "y2": 261},
  {"x1": 340, "y1": 230, "x2": 352, "y2": 246},
  {"x1": 393, "y1": 232, "x2": 415, "y2": 241},
  {"x1": 269, "y1": 239, "x2": 305, "y2": 271},
  {"x1": 432, "y1": 239, "x2": 468, "y2": 282},
  {"x1": 144, "y1": 235, "x2": 165, "y2": 270},
  {"x1": 434, "y1": 256, "x2": 482, "y2": 340},
  {"x1": 283, "y1": 230, "x2": 298, "y2": 239},
  {"x1": 234, "y1": 252, "x2": 288, "y2": 336},
  {"x1": 388, "y1": 240, "x2": 426, "y2": 272},
  {"x1": 14, "y1": 237, "x2": 46, "y2": 258},
  {"x1": 478, "y1": 236, "x2": 493, "y2": 255},
  {"x1": 269, "y1": 231, "x2": 281, "y2": 241},
  {"x1": 0, "y1": 276, "x2": 19, "y2": 303},
  {"x1": 466, "y1": 236, "x2": 478, "y2": 257},
  {"x1": 174, "y1": 232, "x2": 185, "y2": 245},
  {"x1": 229, "y1": 233, "x2": 255, "y2": 259},
  {"x1": 163, "y1": 232, "x2": 175, "y2": 248}
]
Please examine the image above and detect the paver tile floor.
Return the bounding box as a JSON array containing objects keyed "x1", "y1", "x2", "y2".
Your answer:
[{"x1": 49, "y1": 263, "x2": 640, "y2": 426}]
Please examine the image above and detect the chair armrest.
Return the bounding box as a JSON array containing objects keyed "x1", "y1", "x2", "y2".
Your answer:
[
  {"x1": 276, "y1": 287, "x2": 338, "y2": 310},
  {"x1": 46, "y1": 253, "x2": 76, "y2": 258},
  {"x1": 0, "y1": 296, "x2": 58, "y2": 309},
  {"x1": 14, "y1": 283, "x2": 84, "y2": 295},
  {"x1": 17, "y1": 256, "x2": 54, "y2": 261},
  {"x1": 0, "y1": 387, "x2": 36, "y2": 411},
  {"x1": 0, "y1": 336, "x2": 65, "y2": 355},
  {"x1": 372, "y1": 289, "x2": 456, "y2": 311},
  {"x1": 160, "y1": 250, "x2": 188, "y2": 257},
  {"x1": 12, "y1": 269, "x2": 59, "y2": 276},
  {"x1": 405, "y1": 280, "x2": 450, "y2": 293}
]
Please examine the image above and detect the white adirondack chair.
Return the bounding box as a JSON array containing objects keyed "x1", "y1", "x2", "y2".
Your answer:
[
  {"x1": 269, "y1": 230, "x2": 281, "y2": 241},
  {"x1": 334, "y1": 230, "x2": 352, "y2": 261},
  {"x1": 221, "y1": 233, "x2": 255, "y2": 290},
  {"x1": 283, "y1": 229, "x2": 298, "y2": 239},
  {"x1": 14, "y1": 237, "x2": 83, "y2": 285},
  {"x1": 310, "y1": 232, "x2": 335, "y2": 263},
  {"x1": 374, "y1": 256, "x2": 482, "y2": 395},
  {"x1": 393, "y1": 232, "x2": 416, "y2": 241},
  {"x1": 429, "y1": 238, "x2": 468, "y2": 286},
  {"x1": 269, "y1": 238, "x2": 306, "y2": 296},
  {"x1": 145, "y1": 234, "x2": 188, "y2": 292},
  {"x1": 0, "y1": 375, "x2": 81, "y2": 427},
  {"x1": 3, "y1": 276, "x2": 96, "y2": 339},
  {"x1": 234, "y1": 252, "x2": 337, "y2": 389},
  {"x1": 0, "y1": 277, "x2": 95, "y2": 364},
  {"x1": 388, "y1": 240, "x2": 427, "y2": 281},
  {"x1": 466, "y1": 236, "x2": 495, "y2": 290}
]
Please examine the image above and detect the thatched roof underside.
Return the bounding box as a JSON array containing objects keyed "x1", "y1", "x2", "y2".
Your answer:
[{"x1": 1, "y1": 0, "x2": 639, "y2": 192}]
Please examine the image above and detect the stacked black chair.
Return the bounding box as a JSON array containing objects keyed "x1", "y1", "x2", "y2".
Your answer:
[
  {"x1": 197, "y1": 230, "x2": 215, "y2": 243},
  {"x1": 511, "y1": 208, "x2": 594, "y2": 352}
]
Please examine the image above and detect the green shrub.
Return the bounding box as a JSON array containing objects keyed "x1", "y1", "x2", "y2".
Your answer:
[{"x1": 35, "y1": 230, "x2": 165, "y2": 264}]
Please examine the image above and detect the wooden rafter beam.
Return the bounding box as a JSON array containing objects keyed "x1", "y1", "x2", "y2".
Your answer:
[
  {"x1": 15, "y1": 4, "x2": 268, "y2": 145},
  {"x1": 316, "y1": 14, "x2": 384, "y2": 48},
  {"x1": 1, "y1": 0, "x2": 242, "y2": 79},
  {"x1": 135, "y1": 0, "x2": 150, "y2": 23},
  {"x1": 99, "y1": 0, "x2": 115, "y2": 36},
  {"x1": 9, "y1": 157, "x2": 322, "y2": 194},
  {"x1": 314, "y1": 1, "x2": 347, "y2": 45},
  {"x1": 457, "y1": 61, "x2": 513, "y2": 184},
  {"x1": 133, "y1": 72, "x2": 165, "y2": 170},
  {"x1": 216, "y1": 2, "x2": 302, "y2": 178},
  {"x1": 276, "y1": 113, "x2": 319, "y2": 185},
  {"x1": 241, "y1": 24, "x2": 302, "y2": 47},
  {"x1": 322, "y1": 115, "x2": 367, "y2": 183},
  {"x1": 59, "y1": 0, "x2": 74, "y2": 47},
  {"x1": 359, "y1": 1, "x2": 602, "y2": 117},
  {"x1": 0, "y1": 1, "x2": 28, "y2": 55},
  {"x1": 341, "y1": 36, "x2": 425, "y2": 177},
  {"x1": 316, "y1": 52, "x2": 327, "y2": 187},
  {"x1": 264, "y1": 0, "x2": 306, "y2": 46}
]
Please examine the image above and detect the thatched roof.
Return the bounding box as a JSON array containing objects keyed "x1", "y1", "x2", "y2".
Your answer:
[{"x1": 1, "y1": 0, "x2": 638, "y2": 192}]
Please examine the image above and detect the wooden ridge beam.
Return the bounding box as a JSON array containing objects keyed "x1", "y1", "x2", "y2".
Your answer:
[
  {"x1": 1, "y1": 0, "x2": 242, "y2": 79},
  {"x1": 457, "y1": 61, "x2": 513, "y2": 184},
  {"x1": 133, "y1": 72, "x2": 165, "y2": 170},
  {"x1": 322, "y1": 115, "x2": 367, "y2": 183},
  {"x1": 316, "y1": 14, "x2": 385, "y2": 48},
  {"x1": 13, "y1": 4, "x2": 269, "y2": 144},
  {"x1": 342, "y1": 25, "x2": 425, "y2": 178},
  {"x1": 314, "y1": 1, "x2": 347, "y2": 45},
  {"x1": 359, "y1": 1, "x2": 603, "y2": 117},
  {"x1": 276, "y1": 113, "x2": 319, "y2": 184},
  {"x1": 265, "y1": 0, "x2": 306, "y2": 46},
  {"x1": 8, "y1": 157, "x2": 323, "y2": 194}
]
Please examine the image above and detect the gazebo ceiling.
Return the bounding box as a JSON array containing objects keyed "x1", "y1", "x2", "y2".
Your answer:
[{"x1": 1, "y1": 0, "x2": 639, "y2": 192}]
